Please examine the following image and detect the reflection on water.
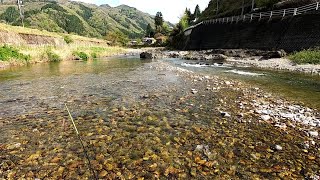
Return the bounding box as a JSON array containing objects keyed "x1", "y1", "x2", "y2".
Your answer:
[{"x1": 0, "y1": 56, "x2": 144, "y2": 81}]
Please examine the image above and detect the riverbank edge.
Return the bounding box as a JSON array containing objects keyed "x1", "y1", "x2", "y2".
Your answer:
[
  {"x1": 142, "y1": 49, "x2": 320, "y2": 76},
  {"x1": 0, "y1": 45, "x2": 136, "y2": 70}
]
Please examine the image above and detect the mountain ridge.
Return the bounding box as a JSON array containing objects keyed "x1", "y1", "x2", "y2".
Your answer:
[{"x1": 0, "y1": 0, "x2": 159, "y2": 39}]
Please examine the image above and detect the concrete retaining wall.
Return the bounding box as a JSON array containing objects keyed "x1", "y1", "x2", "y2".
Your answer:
[{"x1": 185, "y1": 11, "x2": 320, "y2": 52}]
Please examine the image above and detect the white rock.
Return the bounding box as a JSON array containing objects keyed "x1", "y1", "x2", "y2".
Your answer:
[
  {"x1": 225, "y1": 81, "x2": 231, "y2": 85},
  {"x1": 309, "y1": 131, "x2": 318, "y2": 137},
  {"x1": 275, "y1": 145, "x2": 283, "y2": 151},
  {"x1": 261, "y1": 110, "x2": 271, "y2": 115},
  {"x1": 261, "y1": 115, "x2": 271, "y2": 121},
  {"x1": 221, "y1": 112, "x2": 231, "y2": 117},
  {"x1": 195, "y1": 145, "x2": 204, "y2": 151},
  {"x1": 191, "y1": 89, "x2": 198, "y2": 94},
  {"x1": 281, "y1": 113, "x2": 295, "y2": 119}
]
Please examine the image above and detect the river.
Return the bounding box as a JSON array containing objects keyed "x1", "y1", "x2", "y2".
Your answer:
[{"x1": 0, "y1": 56, "x2": 319, "y2": 179}]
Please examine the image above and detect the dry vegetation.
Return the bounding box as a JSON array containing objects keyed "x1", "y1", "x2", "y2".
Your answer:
[{"x1": 0, "y1": 23, "x2": 126, "y2": 68}]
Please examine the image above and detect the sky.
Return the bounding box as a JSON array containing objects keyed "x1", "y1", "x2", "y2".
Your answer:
[{"x1": 72, "y1": 0, "x2": 211, "y2": 23}]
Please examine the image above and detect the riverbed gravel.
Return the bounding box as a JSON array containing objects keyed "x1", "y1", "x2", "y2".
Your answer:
[{"x1": 0, "y1": 59, "x2": 319, "y2": 179}]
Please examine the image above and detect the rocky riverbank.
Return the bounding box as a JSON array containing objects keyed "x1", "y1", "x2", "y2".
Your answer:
[
  {"x1": 1, "y1": 58, "x2": 319, "y2": 179},
  {"x1": 140, "y1": 49, "x2": 320, "y2": 75}
]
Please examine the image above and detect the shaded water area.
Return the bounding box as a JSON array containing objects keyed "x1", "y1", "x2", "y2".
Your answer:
[{"x1": 0, "y1": 57, "x2": 319, "y2": 179}]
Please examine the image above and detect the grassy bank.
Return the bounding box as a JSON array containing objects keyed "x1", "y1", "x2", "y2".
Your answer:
[
  {"x1": 289, "y1": 48, "x2": 320, "y2": 65},
  {"x1": 0, "y1": 44, "x2": 125, "y2": 68},
  {"x1": 0, "y1": 23, "x2": 126, "y2": 68}
]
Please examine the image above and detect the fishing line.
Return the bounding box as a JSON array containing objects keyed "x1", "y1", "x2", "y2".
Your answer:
[{"x1": 65, "y1": 104, "x2": 98, "y2": 180}]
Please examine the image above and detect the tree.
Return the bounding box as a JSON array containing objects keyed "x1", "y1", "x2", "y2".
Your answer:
[
  {"x1": 154, "y1": 11, "x2": 163, "y2": 32},
  {"x1": 0, "y1": 7, "x2": 20, "y2": 23},
  {"x1": 179, "y1": 12, "x2": 190, "y2": 30},
  {"x1": 145, "y1": 23, "x2": 154, "y2": 37},
  {"x1": 161, "y1": 23, "x2": 171, "y2": 35},
  {"x1": 105, "y1": 30, "x2": 129, "y2": 46},
  {"x1": 193, "y1": 5, "x2": 201, "y2": 20},
  {"x1": 184, "y1": 8, "x2": 192, "y2": 25}
]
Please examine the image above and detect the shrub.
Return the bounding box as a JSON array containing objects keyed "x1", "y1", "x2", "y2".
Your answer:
[
  {"x1": 64, "y1": 35, "x2": 73, "y2": 44},
  {"x1": 46, "y1": 49, "x2": 61, "y2": 62},
  {"x1": 0, "y1": 7, "x2": 20, "y2": 23},
  {"x1": 289, "y1": 48, "x2": 320, "y2": 64},
  {"x1": 91, "y1": 52, "x2": 98, "y2": 59},
  {"x1": 0, "y1": 45, "x2": 30, "y2": 62},
  {"x1": 73, "y1": 51, "x2": 89, "y2": 61}
]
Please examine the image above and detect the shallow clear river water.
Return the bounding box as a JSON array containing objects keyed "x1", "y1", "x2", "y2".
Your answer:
[
  {"x1": 1, "y1": 57, "x2": 319, "y2": 110},
  {"x1": 169, "y1": 59, "x2": 320, "y2": 110},
  {"x1": 0, "y1": 56, "x2": 319, "y2": 179}
]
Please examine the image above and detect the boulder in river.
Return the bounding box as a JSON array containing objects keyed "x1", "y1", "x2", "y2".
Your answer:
[{"x1": 140, "y1": 52, "x2": 153, "y2": 59}]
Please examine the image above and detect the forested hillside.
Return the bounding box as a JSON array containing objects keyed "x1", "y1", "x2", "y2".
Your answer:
[{"x1": 0, "y1": 0, "x2": 156, "y2": 39}]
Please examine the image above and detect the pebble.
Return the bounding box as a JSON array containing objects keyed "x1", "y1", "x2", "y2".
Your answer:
[
  {"x1": 309, "y1": 131, "x2": 318, "y2": 137},
  {"x1": 191, "y1": 89, "x2": 198, "y2": 94},
  {"x1": 261, "y1": 115, "x2": 271, "y2": 121},
  {"x1": 221, "y1": 112, "x2": 231, "y2": 117},
  {"x1": 275, "y1": 145, "x2": 283, "y2": 151}
]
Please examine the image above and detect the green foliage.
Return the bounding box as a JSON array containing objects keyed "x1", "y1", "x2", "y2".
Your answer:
[
  {"x1": 41, "y1": 3, "x2": 66, "y2": 12},
  {"x1": 289, "y1": 48, "x2": 320, "y2": 64},
  {"x1": 0, "y1": 7, "x2": 19, "y2": 23},
  {"x1": 200, "y1": 0, "x2": 284, "y2": 20},
  {"x1": 256, "y1": 0, "x2": 282, "y2": 8},
  {"x1": 91, "y1": 52, "x2": 98, "y2": 59},
  {"x1": 105, "y1": 30, "x2": 129, "y2": 46},
  {"x1": 46, "y1": 49, "x2": 61, "y2": 62},
  {"x1": 64, "y1": 14, "x2": 85, "y2": 35},
  {"x1": 73, "y1": 51, "x2": 89, "y2": 61},
  {"x1": 0, "y1": 1, "x2": 159, "y2": 39},
  {"x1": 180, "y1": 13, "x2": 190, "y2": 30},
  {"x1": 155, "y1": 12, "x2": 164, "y2": 33},
  {"x1": 64, "y1": 35, "x2": 73, "y2": 44},
  {"x1": 24, "y1": 9, "x2": 41, "y2": 18},
  {"x1": 168, "y1": 23, "x2": 185, "y2": 49},
  {"x1": 77, "y1": 3, "x2": 93, "y2": 20},
  {"x1": 194, "y1": 5, "x2": 201, "y2": 19},
  {"x1": 0, "y1": 45, "x2": 30, "y2": 62},
  {"x1": 145, "y1": 23, "x2": 154, "y2": 37},
  {"x1": 185, "y1": 8, "x2": 193, "y2": 25},
  {"x1": 161, "y1": 23, "x2": 171, "y2": 35}
]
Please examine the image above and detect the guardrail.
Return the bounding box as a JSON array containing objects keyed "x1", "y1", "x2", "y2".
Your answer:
[{"x1": 184, "y1": 2, "x2": 320, "y2": 33}]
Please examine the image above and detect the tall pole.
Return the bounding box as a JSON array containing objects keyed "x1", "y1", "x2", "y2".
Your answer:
[
  {"x1": 17, "y1": 0, "x2": 24, "y2": 27},
  {"x1": 251, "y1": 0, "x2": 255, "y2": 11},
  {"x1": 241, "y1": 0, "x2": 245, "y2": 15},
  {"x1": 216, "y1": 0, "x2": 219, "y2": 15}
]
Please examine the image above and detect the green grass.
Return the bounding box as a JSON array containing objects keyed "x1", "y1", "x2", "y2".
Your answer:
[
  {"x1": 289, "y1": 49, "x2": 320, "y2": 64},
  {"x1": 46, "y1": 49, "x2": 61, "y2": 62},
  {"x1": 0, "y1": 45, "x2": 30, "y2": 62},
  {"x1": 63, "y1": 35, "x2": 73, "y2": 44},
  {"x1": 73, "y1": 51, "x2": 89, "y2": 61}
]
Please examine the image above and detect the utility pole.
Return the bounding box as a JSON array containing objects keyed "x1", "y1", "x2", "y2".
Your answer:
[
  {"x1": 241, "y1": 0, "x2": 245, "y2": 15},
  {"x1": 251, "y1": 0, "x2": 255, "y2": 11},
  {"x1": 17, "y1": 0, "x2": 24, "y2": 27},
  {"x1": 216, "y1": 0, "x2": 219, "y2": 15}
]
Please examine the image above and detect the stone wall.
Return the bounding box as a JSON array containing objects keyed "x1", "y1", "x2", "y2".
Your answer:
[{"x1": 185, "y1": 11, "x2": 320, "y2": 52}]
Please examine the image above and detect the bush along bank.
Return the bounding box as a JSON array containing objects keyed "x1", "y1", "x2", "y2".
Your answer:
[
  {"x1": 289, "y1": 48, "x2": 320, "y2": 65},
  {"x1": 0, "y1": 45, "x2": 30, "y2": 63}
]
